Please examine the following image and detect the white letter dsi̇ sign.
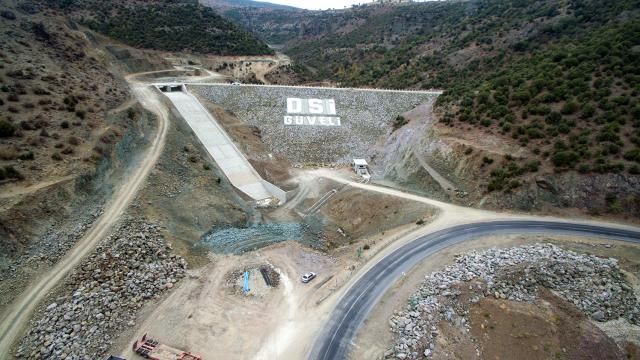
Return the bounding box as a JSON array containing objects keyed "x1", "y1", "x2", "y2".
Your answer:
[{"x1": 285, "y1": 98, "x2": 341, "y2": 126}]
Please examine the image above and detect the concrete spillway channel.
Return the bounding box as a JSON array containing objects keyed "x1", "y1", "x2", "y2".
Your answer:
[{"x1": 157, "y1": 84, "x2": 286, "y2": 204}]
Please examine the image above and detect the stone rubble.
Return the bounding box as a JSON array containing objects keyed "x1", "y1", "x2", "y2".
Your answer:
[
  {"x1": 15, "y1": 220, "x2": 187, "y2": 360},
  {"x1": 192, "y1": 85, "x2": 438, "y2": 164},
  {"x1": 388, "y1": 243, "x2": 639, "y2": 359}
]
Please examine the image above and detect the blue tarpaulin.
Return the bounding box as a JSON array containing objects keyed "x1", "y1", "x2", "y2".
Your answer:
[{"x1": 243, "y1": 271, "x2": 250, "y2": 293}]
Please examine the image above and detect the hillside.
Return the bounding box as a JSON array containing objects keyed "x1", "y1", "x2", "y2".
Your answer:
[
  {"x1": 0, "y1": 0, "x2": 176, "y2": 276},
  {"x1": 231, "y1": 0, "x2": 640, "y2": 204},
  {"x1": 44, "y1": 0, "x2": 273, "y2": 55}
]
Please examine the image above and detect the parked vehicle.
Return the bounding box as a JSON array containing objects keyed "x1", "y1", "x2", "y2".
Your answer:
[{"x1": 302, "y1": 272, "x2": 317, "y2": 283}]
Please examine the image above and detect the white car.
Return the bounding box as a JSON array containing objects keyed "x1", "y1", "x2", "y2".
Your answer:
[
  {"x1": 301, "y1": 272, "x2": 317, "y2": 283},
  {"x1": 231, "y1": 81, "x2": 242, "y2": 85}
]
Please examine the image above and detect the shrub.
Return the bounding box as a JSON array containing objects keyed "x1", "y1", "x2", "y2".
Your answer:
[
  {"x1": 526, "y1": 127, "x2": 544, "y2": 139},
  {"x1": 392, "y1": 115, "x2": 408, "y2": 130},
  {"x1": 482, "y1": 156, "x2": 494, "y2": 164},
  {"x1": 60, "y1": 121, "x2": 69, "y2": 129},
  {"x1": 623, "y1": 149, "x2": 640, "y2": 163},
  {"x1": 75, "y1": 109, "x2": 86, "y2": 119},
  {"x1": 18, "y1": 151, "x2": 34, "y2": 160},
  {"x1": 4, "y1": 166, "x2": 23, "y2": 180},
  {"x1": 630, "y1": 165, "x2": 640, "y2": 175},
  {"x1": 51, "y1": 152, "x2": 62, "y2": 161},
  {"x1": 581, "y1": 104, "x2": 596, "y2": 119},
  {"x1": 0, "y1": 10, "x2": 16, "y2": 20},
  {"x1": 552, "y1": 151, "x2": 579, "y2": 167},
  {"x1": 68, "y1": 136, "x2": 80, "y2": 146},
  {"x1": 488, "y1": 178, "x2": 504, "y2": 192},
  {"x1": 32, "y1": 87, "x2": 50, "y2": 96},
  {"x1": 464, "y1": 147, "x2": 473, "y2": 155},
  {"x1": 545, "y1": 112, "x2": 562, "y2": 125},
  {"x1": 0, "y1": 120, "x2": 16, "y2": 137},
  {"x1": 561, "y1": 101, "x2": 578, "y2": 115},
  {"x1": 578, "y1": 164, "x2": 591, "y2": 173},
  {"x1": 507, "y1": 180, "x2": 521, "y2": 189},
  {"x1": 524, "y1": 160, "x2": 540, "y2": 172}
]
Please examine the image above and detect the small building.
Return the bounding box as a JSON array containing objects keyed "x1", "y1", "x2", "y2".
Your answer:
[{"x1": 352, "y1": 159, "x2": 371, "y2": 181}]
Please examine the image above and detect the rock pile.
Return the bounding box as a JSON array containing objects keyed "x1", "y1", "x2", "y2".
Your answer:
[
  {"x1": 192, "y1": 85, "x2": 438, "y2": 164},
  {"x1": 388, "y1": 244, "x2": 639, "y2": 359},
  {"x1": 15, "y1": 220, "x2": 187, "y2": 360}
]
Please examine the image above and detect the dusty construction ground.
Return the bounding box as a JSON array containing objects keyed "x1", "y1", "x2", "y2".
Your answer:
[
  {"x1": 107, "y1": 81, "x2": 639, "y2": 360},
  {"x1": 351, "y1": 234, "x2": 640, "y2": 360},
  {"x1": 113, "y1": 242, "x2": 336, "y2": 359},
  {"x1": 108, "y1": 171, "x2": 438, "y2": 359}
]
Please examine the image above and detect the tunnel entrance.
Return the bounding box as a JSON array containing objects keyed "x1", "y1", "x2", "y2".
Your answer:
[{"x1": 159, "y1": 84, "x2": 184, "y2": 92}]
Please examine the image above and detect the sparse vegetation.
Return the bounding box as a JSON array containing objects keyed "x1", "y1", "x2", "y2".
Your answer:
[
  {"x1": 392, "y1": 115, "x2": 408, "y2": 131},
  {"x1": 265, "y1": 0, "x2": 639, "y2": 192},
  {"x1": 0, "y1": 120, "x2": 16, "y2": 137},
  {"x1": 50, "y1": 0, "x2": 273, "y2": 55}
]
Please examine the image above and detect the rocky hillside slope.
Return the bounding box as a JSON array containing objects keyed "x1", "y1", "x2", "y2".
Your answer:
[
  {"x1": 43, "y1": 0, "x2": 273, "y2": 55},
  {"x1": 0, "y1": 0, "x2": 134, "y2": 261},
  {"x1": 227, "y1": 0, "x2": 640, "y2": 219}
]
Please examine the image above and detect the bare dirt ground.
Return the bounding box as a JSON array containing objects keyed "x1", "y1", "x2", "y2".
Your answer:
[
  {"x1": 112, "y1": 241, "x2": 337, "y2": 360},
  {"x1": 108, "y1": 166, "x2": 444, "y2": 359},
  {"x1": 350, "y1": 234, "x2": 640, "y2": 360},
  {"x1": 317, "y1": 186, "x2": 437, "y2": 248},
  {"x1": 467, "y1": 289, "x2": 627, "y2": 360}
]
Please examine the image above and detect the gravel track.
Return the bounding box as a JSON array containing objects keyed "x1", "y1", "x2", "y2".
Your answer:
[{"x1": 0, "y1": 78, "x2": 169, "y2": 357}]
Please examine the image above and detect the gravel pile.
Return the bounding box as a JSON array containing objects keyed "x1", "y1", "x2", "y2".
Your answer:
[
  {"x1": 15, "y1": 220, "x2": 187, "y2": 360},
  {"x1": 192, "y1": 85, "x2": 438, "y2": 164},
  {"x1": 388, "y1": 244, "x2": 639, "y2": 359}
]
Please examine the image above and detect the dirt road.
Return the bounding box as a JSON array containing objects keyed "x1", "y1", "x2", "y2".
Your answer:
[{"x1": 0, "y1": 78, "x2": 170, "y2": 357}]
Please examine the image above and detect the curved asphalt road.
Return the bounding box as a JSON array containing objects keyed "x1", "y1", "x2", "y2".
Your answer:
[{"x1": 311, "y1": 220, "x2": 640, "y2": 360}]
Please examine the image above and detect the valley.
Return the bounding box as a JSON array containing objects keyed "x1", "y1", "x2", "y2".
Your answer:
[{"x1": 0, "y1": 0, "x2": 638, "y2": 360}]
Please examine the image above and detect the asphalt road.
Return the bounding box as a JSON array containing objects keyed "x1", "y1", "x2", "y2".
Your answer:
[{"x1": 310, "y1": 220, "x2": 640, "y2": 360}]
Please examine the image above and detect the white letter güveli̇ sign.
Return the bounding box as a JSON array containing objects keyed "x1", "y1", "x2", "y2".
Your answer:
[{"x1": 284, "y1": 98, "x2": 341, "y2": 126}]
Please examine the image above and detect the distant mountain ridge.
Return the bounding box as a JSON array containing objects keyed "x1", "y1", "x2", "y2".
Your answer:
[{"x1": 201, "y1": 0, "x2": 300, "y2": 11}]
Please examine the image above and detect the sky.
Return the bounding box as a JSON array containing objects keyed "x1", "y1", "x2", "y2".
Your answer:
[{"x1": 256, "y1": 0, "x2": 374, "y2": 10}]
